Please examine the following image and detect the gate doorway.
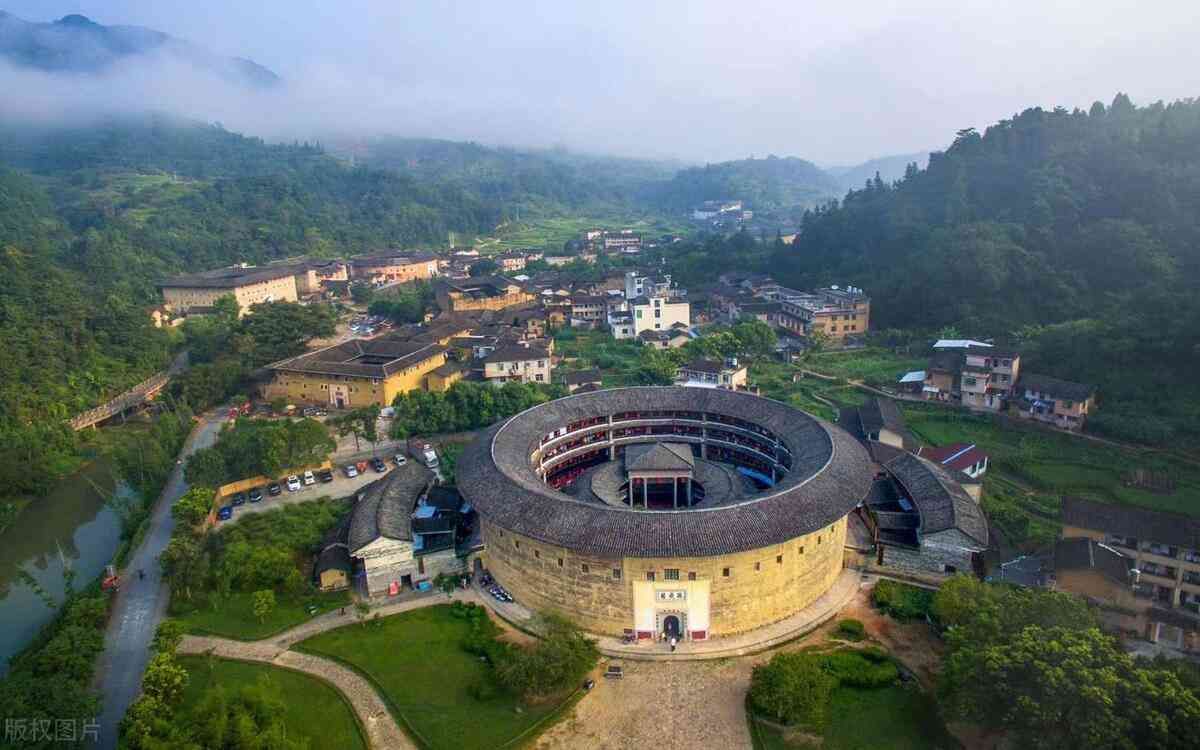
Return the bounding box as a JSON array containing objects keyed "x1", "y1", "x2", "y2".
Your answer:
[{"x1": 663, "y1": 615, "x2": 681, "y2": 639}]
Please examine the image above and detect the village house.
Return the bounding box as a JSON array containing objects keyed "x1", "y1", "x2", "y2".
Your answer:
[
  {"x1": 864, "y1": 452, "x2": 989, "y2": 577},
  {"x1": 916, "y1": 442, "x2": 989, "y2": 500},
  {"x1": 159, "y1": 264, "x2": 301, "y2": 316},
  {"x1": 434, "y1": 276, "x2": 536, "y2": 313},
  {"x1": 855, "y1": 397, "x2": 918, "y2": 451},
  {"x1": 263, "y1": 336, "x2": 448, "y2": 408},
  {"x1": 1015, "y1": 373, "x2": 1097, "y2": 431},
  {"x1": 568, "y1": 294, "x2": 606, "y2": 328},
  {"x1": 560, "y1": 369, "x2": 603, "y2": 393},
  {"x1": 624, "y1": 270, "x2": 674, "y2": 300},
  {"x1": 676, "y1": 358, "x2": 748, "y2": 390},
  {"x1": 601, "y1": 231, "x2": 642, "y2": 254},
  {"x1": 638, "y1": 326, "x2": 690, "y2": 350},
  {"x1": 339, "y1": 464, "x2": 469, "y2": 596},
  {"x1": 691, "y1": 199, "x2": 743, "y2": 220},
  {"x1": 630, "y1": 295, "x2": 690, "y2": 337},
  {"x1": 495, "y1": 252, "x2": 527, "y2": 272},
  {"x1": 1058, "y1": 496, "x2": 1200, "y2": 652},
  {"x1": 482, "y1": 344, "x2": 553, "y2": 385}
]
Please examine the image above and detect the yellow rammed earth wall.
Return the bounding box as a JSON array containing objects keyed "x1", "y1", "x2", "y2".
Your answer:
[
  {"x1": 480, "y1": 514, "x2": 847, "y2": 638},
  {"x1": 263, "y1": 350, "x2": 447, "y2": 407}
]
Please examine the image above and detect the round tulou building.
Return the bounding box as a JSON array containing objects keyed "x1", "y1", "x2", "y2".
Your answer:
[{"x1": 458, "y1": 386, "x2": 875, "y2": 643}]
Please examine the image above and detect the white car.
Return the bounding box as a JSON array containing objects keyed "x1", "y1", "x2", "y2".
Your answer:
[
  {"x1": 393, "y1": 453, "x2": 407, "y2": 466},
  {"x1": 344, "y1": 464, "x2": 359, "y2": 478},
  {"x1": 286, "y1": 475, "x2": 302, "y2": 492},
  {"x1": 302, "y1": 470, "x2": 316, "y2": 486}
]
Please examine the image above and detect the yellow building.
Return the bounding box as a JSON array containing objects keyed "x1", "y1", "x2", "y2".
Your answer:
[
  {"x1": 458, "y1": 387, "x2": 873, "y2": 641},
  {"x1": 350, "y1": 251, "x2": 440, "y2": 284},
  {"x1": 435, "y1": 276, "x2": 536, "y2": 313},
  {"x1": 159, "y1": 265, "x2": 301, "y2": 316},
  {"x1": 264, "y1": 337, "x2": 448, "y2": 408}
]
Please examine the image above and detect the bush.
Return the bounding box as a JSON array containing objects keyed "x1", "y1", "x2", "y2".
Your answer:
[
  {"x1": 835, "y1": 619, "x2": 866, "y2": 641},
  {"x1": 820, "y1": 650, "x2": 899, "y2": 688},
  {"x1": 748, "y1": 652, "x2": 836, "y2": 729},
  {"x1": 872, "y1": 579, "x2": 934, "y2": 621}
]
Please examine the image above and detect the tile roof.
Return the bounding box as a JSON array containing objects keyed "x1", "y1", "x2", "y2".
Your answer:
[
  {"x1": 457, "y1": 387, "x2": 874, "y2": 558},
  {"x1": 1061, "y1": 496, "x2": 1200, "y2": 550},
  {"x1": 1019, "y1": 373, "x2": 1095, "y2": 402},
  {"x1": 625, "y1": 443, "x2": 696, "y2": 472},
  {"x1": 561, "y1": 369, "x2": 602, "y2": 385},
  {"x1": 482, "y1": 344, "x2": 550, "y2": 364},
  {"x1": 680, "y1": 359, "x2": 727, "y2": 375},
  {"x1": 884, "y1": 452, "x2": 988, "y2": 546},
  {"x1": 160, "y1": 264, "x2": 299, "y2": 289},
  {"x1": 267, "y1": 337, "x2": 446, "y2": 379},
  {"x1": 1055, "y1": 537, "x2": 1133, "y2": 586},
  {"x1": 918, "y1": 443, "x2": 988, "y2": 473},
  {"x1": 348, "y1": 463, "x2": 435, "y2": 552}
]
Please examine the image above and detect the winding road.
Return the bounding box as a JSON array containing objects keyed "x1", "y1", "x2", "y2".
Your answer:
[{"x1": 93, "y1": 414, "x2": 224, "y2": 749}]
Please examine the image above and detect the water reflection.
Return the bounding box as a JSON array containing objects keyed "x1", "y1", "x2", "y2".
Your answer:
[{"x1": 0, "y1": 458, "x2": 127, "y2": 673}]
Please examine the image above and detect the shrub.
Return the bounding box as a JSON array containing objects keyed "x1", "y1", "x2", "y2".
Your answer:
[
  {"x1": 872, "y1": 579, "x2": 934, "y2": 621},
  {"x1": 748, "y1": 652, "x2": 836, "y2": 729},
  {"x1": 820, "y1": 650, "x2": 898, "y2": 688},
  {"x1": 835, "y1": 618, "x2": 866, "y2": 641}
]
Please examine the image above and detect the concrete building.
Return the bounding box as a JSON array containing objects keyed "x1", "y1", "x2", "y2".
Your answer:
[
  {"x1": 1015, "y1": 373, "x2": 1097, "y2": 431},
  {"x1": 458, "y1": 387, "x2": 873, "y2": 640},
  {"x1": 263, "y1": 336, "x2": 448, "y2": 408},
  {"x1": 495, "y1": 252, "x2": 527, "y2": 272},
  {"x1": 639, "y1": 327, "x2": 690, "y2": 350},
  {"x1": 676, "y1": 358, "x2": 748, "y2": 390},
  {"x1": 159, "y1": 264, "x2": 301, "y2": 316},
  {"x1": 1059, "y1": 496, "x2": 1200, "y2": 651},
  {"x1": 624, "y1": 270, "x2": 674, "y2": 300},
  {"x1": 482, "y1": 344, "x2": 553, "y2": 385},
  {"x1": 631, "y1": 295, "x2": 690, "y2": 337}
]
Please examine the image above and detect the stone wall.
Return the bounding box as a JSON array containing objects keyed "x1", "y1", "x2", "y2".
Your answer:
[
  {"x1": 879, "y1": 529, "x2": 979, "y2": 577},
  {"x1": 480, "y1": 514, "x2": 847, "y2": 638}
]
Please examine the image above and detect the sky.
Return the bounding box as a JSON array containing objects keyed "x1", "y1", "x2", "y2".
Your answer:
[{"x1": 2, "y1": 0, "x2": 1198, "y2": 164}]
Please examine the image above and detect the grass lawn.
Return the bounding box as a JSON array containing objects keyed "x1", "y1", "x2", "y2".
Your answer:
[
  {"x1": 177, "y1": 588, "x2": 350, "y2": 640},
  {"x1": 804, "y1": 348, "x2": 928, "y2": 388},
  {"x1": 296, "y1": 604, "x2": 565, "y2": 750},
  {"x1": 176, "y1": 654, "x2": 365, "y2": 750},
  {"x1": 750, "y1": 684, "x2": 957, "y2": 750}
]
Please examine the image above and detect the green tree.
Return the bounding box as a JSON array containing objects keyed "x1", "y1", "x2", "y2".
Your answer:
[
  {"x1": 140, "y1": 652, "x2": 189, "y2": 707},
  {"x1": 185, "y1": 446, "x2": 229, "y2": 489},
  {"x1": 748, "y1": 651, "x2": 836, "y2": 729},
  {"x1": 171, "y1": 487, "x2": 214, "y2": 529},
  {"x1": 251, "y1": 589, "x2": 276, "y2": 624}
]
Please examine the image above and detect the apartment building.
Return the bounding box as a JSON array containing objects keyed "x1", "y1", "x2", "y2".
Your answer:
[
  {"x1": 960, "y1": 347, "x2": 1021, "y2": 411},
  {"x1": 601, "y1": 231, "x2": 642, "y2": 254},
  {"x1": 630, "y1": 295, "x2": 690, "y2": 337},
  {"x1": 568, "y1": 294, "x2": 606, "y2": 328},
  {"x1": 1059, "y1": 496, "x2": 1200, "y2": 651}
]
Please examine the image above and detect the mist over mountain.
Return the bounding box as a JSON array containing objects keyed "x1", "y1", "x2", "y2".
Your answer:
[{"x1": 0, "y1": 11, "x2": 278, "y2": 88}]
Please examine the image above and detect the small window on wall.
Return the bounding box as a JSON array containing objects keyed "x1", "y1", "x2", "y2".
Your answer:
[
  {"x1": 534, "y1": 550, "x2": 540, "y2": 559},
  {"x1": 612, "y1": 569, "x2": 621, "y2": 580},
  {"x1": 817, "y1": 536, "x2": 822, "y2": 545},
  {"x1": 557, "y1": 558, "x2": 563, "y2": 567},
  {"x1": 688, "y1": 572, "x2": 697, "y2": 581},
  {"x1": 664, "y1": 569, "x2": 679, "y2": 580},
  {"x1": 776, "y1": 555, "x2": 783, "y2": 564},
  {"x1": 799, "y1": 545, "x2": 805, "y2": 555},
  {"x1": 646, "y1": 572, "x2": 656, "y2": 581},
  {"x1": 754, "y1": 562, "x2": 761, "y2": 572},
  {"x1": 581, "y1": 564, "x2": 589, "y2": 573},
  {"x1": 722, "y1": 567, "x2": 731, "y2": 577},
  {"x1": 514, "y1": 540, "x2": 520, "y2": 549}
]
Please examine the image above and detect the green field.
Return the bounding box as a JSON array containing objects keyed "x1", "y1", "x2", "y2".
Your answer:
[
  {"x1": 555, "y1": 329, "x2": 645, "y2": 385},
  {"x1": 804, "y1": 348, "x2": 928, "y2": 388},
  {"x1": 296, "y1": 604, "x2": 566, "y2": 750},
  {"x1": 177, "y1": 588, "x2": 350, "y2": 640},
  {"x1": 476, "y1": 214, "x2": 687, "y2": 253},
  {"x1": 752, "y1": 361, "x2": 865, "y2": 421},
  {"x1": 176, "y1": 654, "x2": 366, "y2": 750}
]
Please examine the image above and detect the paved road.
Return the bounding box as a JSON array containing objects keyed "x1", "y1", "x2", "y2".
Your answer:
[{"x1": 93, "y1": 414, "x2": 224, "y2": 749}]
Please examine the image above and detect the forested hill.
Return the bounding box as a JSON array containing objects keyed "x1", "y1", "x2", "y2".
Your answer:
[
  {"x1": 0, "y1": 117, "x2": 501, "y2": 514},
  {"x1": 348, "y1": 136, "x2": 680, "y2": 216},
  {"x1": 648, "y1": 155, "x2": 842, "y2": 212},
  {"x1": 774, "y1": 94, "x2": 1200, "y2": 443},
  {"x1": 825, "y1": 151, "x2": 930, "y2": 192}
]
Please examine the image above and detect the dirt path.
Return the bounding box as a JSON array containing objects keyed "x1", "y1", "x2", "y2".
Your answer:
[{"x1": 179, "y1": 634, "x2": 414, "y2": 750}]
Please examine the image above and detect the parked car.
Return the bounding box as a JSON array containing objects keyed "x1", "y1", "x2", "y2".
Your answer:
[
  {"x1": 317, "y1": 469, "x2": 334, "y2": 483},
  {"x1": 302, "y1": 406, "x2": 317, "y2": 417},
  {"x1": 286, "y1": 475, "x2": 302, "y2": 492},
  {"x1": 355, "y1": 460, "x2": 369, "y2": 473},
  {"x1": 370, "y1": 457, "x2": 387, "y2": 473},
  {"x1": 344, "y1": 464, "x2": 359, "y2": 478},
  {"x1": 217, "y1": 505, "x2": 233, "y2": 521},
  {"x1": 394, "y1": 453, "x2": 407, "y2": 466},
  {"x1": 267, "y1": 482, "x2": 282, "y2": 496},
  {"x1": 231, "y1": 492, "x2": 247, "y2": 507},
  {"x1": 583, "y1": 679, "x2": 595, "y2": 691},
  {"x1": 302, "y1": 470, "x2": 316, "y2": 486},
  {"x1": 604, "y1": 664, "x2": 624, "y2": 679},
  {"x1": 248, "y1": 487, "x2": 264, "y2": 503}
]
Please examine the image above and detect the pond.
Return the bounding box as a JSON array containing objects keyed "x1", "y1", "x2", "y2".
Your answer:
[{"x1": 0, "y1": 456, "x2": 129, "y2": 674}]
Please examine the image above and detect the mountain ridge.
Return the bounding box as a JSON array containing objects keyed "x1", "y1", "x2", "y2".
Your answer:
[{"x1": 0, "y1": 11, "x2": 279, "y2": 88}]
